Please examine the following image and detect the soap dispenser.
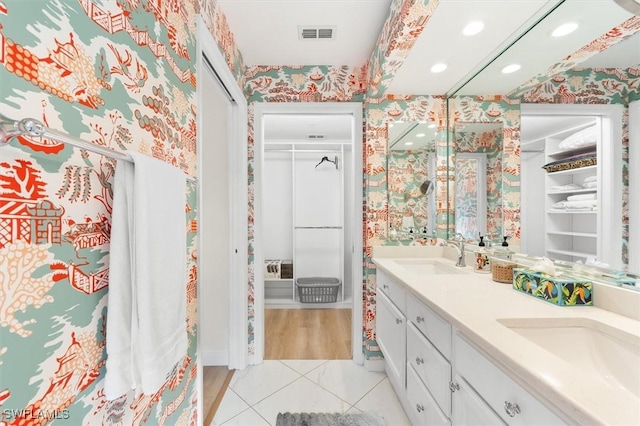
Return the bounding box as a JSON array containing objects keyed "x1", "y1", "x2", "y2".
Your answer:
[{"x1": 474, "y1": 235, "x2": 490, "y2": 273}]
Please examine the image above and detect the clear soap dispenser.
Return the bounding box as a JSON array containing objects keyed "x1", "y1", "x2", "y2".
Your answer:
[{"x1": 474, "y1": 235, "x2": 491, "y2": 273}]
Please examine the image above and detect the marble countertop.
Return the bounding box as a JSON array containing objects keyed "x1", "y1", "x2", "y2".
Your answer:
[{"x1": 372, "y1": 246, "x2": 640, "y2": 426}]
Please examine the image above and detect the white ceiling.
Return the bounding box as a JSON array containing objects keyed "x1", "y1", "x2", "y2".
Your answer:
[
  {"x1": 388, "y1": 121, "x2": 438, "y2": 151},
  {"x1": 387, "y1": 0, "x2": 559, "y2": 95},
  {"x1": 263, "y1": 114, "x2": 352, "y2": 142},
  {"x1": 217, "y1": 0, "x2": 392, "y2": 66},
  {"x1": 220, "y1": 0, "x2": 638, "y2": 140}
]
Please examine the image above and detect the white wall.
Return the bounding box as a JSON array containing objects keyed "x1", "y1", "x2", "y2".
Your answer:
[
  {"x1": 520, "y1": 151, "x2": 546, "y2": 257},
  {"x1": 200, "y1": 60, "x2": 230, "y2": 365},
  {"x1": 263, "y1": 151, "x2": 293, "y2": 261},
  {"x1": 343, "y1": 147, "x2": 353, "y2": 300}
]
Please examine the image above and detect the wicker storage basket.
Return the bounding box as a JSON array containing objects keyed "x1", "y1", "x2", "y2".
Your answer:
[
  {"x1": 296, "y1": 277, "x2": 341, "y2": 303},
  {"x1": 491, "y1": 258, "x2": 516, "y2": 283}
]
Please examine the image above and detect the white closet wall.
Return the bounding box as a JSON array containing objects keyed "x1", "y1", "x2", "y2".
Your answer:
[
  {"x1": 264, "y1": 151, "x2": 293, "y2": 260},
  {"x1": 294, "y1": 151, "x2": 342, "y2": 281},
  {"x1": 263, "y1": 143, "x2": 352, "y2": 307}
]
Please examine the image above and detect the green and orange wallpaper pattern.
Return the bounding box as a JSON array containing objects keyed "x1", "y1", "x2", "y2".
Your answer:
[{"x1": 0, "y1": 0, "x2": 243, "y2": 424}]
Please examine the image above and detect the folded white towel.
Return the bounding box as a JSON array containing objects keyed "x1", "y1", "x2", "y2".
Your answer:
[
  {"x1": 550, "y1": 183, "x2": 583, "y2": 192},
  {"x1": 583, "y1": 175, "x2": 598, "y2": 184},
  {"x1": 106, "y1": 153, "x2": 187, "y2": 400},
  {"x1": 583, "y1": 181, "x2": 597, "y2": 189},
  {"x1": 558, "y1": 126, "x2": 597, "y2": 151},
  {"x1": 565, "y1": 199, "x2": 597, "y2": 210},
  {"x1": 567, "y1": 193, "x2": 596, "y2": 201}
]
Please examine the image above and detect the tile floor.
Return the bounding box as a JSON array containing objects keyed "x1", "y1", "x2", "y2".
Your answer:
[{"x1": 211, "y1": 360, "x2": 411, "y2": 426}]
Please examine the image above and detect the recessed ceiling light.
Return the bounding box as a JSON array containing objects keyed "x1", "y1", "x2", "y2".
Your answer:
[
  {"x1": 416, "y1": 133, "x2": 426, "y2": 138},
  {"x1": 405, "y1": 141, "x2": 414, "y2": 146},
  {"x1": 430, "y1": 63, "x2": 447, "y2": 73},
  {"x1": 463, "y1": 21, "x2": 484, "y2": 36},
  {"x1": 501, "y1": 64, "x2": 521, "y2": 74},
  {"x1": 552, "y1": 22, "x2": 578, "y2": 37},
  {"x1": 427, "y1": 123, "x2": 436, "y2": 129}
]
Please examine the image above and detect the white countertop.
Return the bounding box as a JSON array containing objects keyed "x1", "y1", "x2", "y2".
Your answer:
[{"x1": 372, "y1": 246, "x2": 640, "y2": 426}]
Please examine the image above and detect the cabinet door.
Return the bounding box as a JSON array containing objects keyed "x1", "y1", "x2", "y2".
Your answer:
[
  {"x1": 377, "y1": 291, "x2": 406, "y2": 389},
  {"x1": 407, "y1": 364, "x2": 451, "y2": 426},
  {"x1": 452, "y1": 375, "x2": 506, "y2": 426},
  {"x1": 407, "y1": 323, "x2": 451, "y2": 417}
]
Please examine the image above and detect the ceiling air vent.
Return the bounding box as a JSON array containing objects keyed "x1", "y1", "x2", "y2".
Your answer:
[
  {"x1": 299, "y1": 26, "x2": 335, "y2": 40},
  {"x1": 307, "y1": 134, "x2": 326, "y2": 139}
]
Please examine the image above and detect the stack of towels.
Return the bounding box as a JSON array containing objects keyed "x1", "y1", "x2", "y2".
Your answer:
[
  {"x1": 552, "y1": 193, "x2": 597, "y2": 210},
  {"x1": 550, "y1": 175, "x2": 597, "y2": 192}
]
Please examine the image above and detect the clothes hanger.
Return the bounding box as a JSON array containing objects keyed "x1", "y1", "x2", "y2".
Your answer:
[{"x1": 315, "y1": 156, "x2": 338, "y2": 169}]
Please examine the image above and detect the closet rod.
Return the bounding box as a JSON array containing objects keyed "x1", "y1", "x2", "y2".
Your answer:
[
  {"x1": 295, "y1": 226, "x2": 343, "y2": 229},
  {"x1": 265, "y1": 149, "x2": 342, "y2": 153},
  {"x1": 0, "y1": 113, "x2": 196, "y2": 183}
]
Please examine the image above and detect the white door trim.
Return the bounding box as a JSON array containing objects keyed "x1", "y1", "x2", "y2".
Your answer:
[
  {"x1": 196, "y1": 18, "x2": 249, "y2": 421},
  {"x1": 253, "y1": 102, "x2": 364, "y2": 365},
  {"x1": 629, "y1": 100, "x2": 639, "y2": 273}
]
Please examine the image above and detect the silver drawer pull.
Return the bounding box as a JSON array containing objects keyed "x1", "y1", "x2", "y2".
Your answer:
[
  {"x1": 449, "y1": 381, "x2": 460, "y2": 392},
  {"x1": 382, "y1": 284, "x2": 389, "y2": 289},
  {"x1": 416, "y1": 403, "x2": 424, "y2": 413},
  {"x1": 416, "y1": 315, "x2": 424, "y2": 323},
  {"x1": 415, "y1": 357, "x2": 424, "y2": 365},
  {"x1": 504, "y1": 401, "x2": 521, "y2": 417},
  {"x1": 395, "y1": 318, "x2": 402, "y2": 324}
]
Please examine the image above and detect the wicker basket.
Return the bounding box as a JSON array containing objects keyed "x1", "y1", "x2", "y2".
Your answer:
[
  {"x1": 296, "y1": 277, "x2": 341, "y2": 303},
  {"x1": 491, "y1": 259, "x2": 516, "y2": 284}
]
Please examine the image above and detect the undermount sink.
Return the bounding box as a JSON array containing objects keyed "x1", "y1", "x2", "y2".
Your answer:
[
  {"x1": 392, "y1": 258, "x2": 468, "y2": 275},
  {"x1": 498, "y1": 317, "x2": 640, "y2": 398}
]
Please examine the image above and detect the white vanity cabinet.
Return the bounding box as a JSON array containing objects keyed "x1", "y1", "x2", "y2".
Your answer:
[
  {"x1": 375, "y1": 266, "x2": 569, "y2": 426},
  {"x1": 376, "y1": 270, "x2": 406, "y2": 391},
  {"x1": 452, "y1": 333, "x2": 567, "y2": 426}
]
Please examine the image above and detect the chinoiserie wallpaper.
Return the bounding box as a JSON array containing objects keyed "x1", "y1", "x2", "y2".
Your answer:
[
  {"x1": 2, "y1": 1, "x2": 639, "y2": 423},
  {"x1": 0, "y1": 0, "x2": 243, "y2": 424}
]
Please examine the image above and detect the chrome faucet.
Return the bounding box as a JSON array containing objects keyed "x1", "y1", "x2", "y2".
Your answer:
[{"x1": 448, "y1": 234, "x2": 467, "y2": 267}]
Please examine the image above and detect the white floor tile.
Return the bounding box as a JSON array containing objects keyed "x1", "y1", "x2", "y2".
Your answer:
[
  {"x1": 229, "y1": 360, "x2": 301, "y2": 405},
  {"x1": 305, "y1": 360, "x2": 386, "y2": 405},
  {"x1": 252, "y1": 376, "x2": 351, "y2": 424},
  {"x1": 353, "y1": 378, "x2": 411, "y2": 426},
  {"x1": 221, "y1": 408, "x2": 271, "y2": 426},
  {"x1": 212, "y1": 389, "x2": 250, "y2": 425},
  {"x1": 279, "y1": 359, "x2": 327, "y2": 375}
]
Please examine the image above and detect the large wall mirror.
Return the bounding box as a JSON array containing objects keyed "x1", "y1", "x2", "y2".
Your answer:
[
  {"x1": 387, "y1": 121, "x2": 437, "y2": 240},
  {"x1": 446, "y1": 0, "x2": 639, "y2": 275},
  {"x1": 452, "y1": 122, "x2": 504, "y2": 241}
]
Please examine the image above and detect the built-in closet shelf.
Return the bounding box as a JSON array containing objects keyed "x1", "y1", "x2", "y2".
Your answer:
[
  {"x1": 546, "y1": 248, "x2": 595, "y2": 258},
  {"x1": 547, "y1": 231, "x2": 597, "y2": 238},
  {"x1": 264, "y1": 278, "x2": 294, "y2": 282},
  {"x1": 547, "y1": 189, "x2": 597, "y2": 195},
  {"x1": 547, "y1": 165, "x2": 597, "y2": 176},
  {"x1": 547, "y1": 210, "x2": 597, "y2": 214},
  {"x1": 548, "y1": 144, "x2": 597, "y2": 159}
]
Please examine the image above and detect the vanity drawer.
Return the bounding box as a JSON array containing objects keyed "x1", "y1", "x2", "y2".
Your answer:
[
  {"x1": 454, "y1": 333, "x2": 567, "y2": 426},
  {"x1": 407, "y1": 292, "x2": 451, "y2": 360},
  {"x1": 377, "y1": 269, "x2": 406, "y2": 313},
  {"x1": 407, "y1": 322, "x2": 451, "y2": 417},
  {"x1": 406, "y1": 363, "x2": 451, "y2": 426}
]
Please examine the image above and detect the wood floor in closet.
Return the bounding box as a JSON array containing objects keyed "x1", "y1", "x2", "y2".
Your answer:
[{"x1": 265, "y1": 308, "x2": 352, "y2": 359}]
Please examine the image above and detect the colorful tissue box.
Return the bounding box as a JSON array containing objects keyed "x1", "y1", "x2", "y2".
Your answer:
[{"x1": 512, "y1": 268, "x2": 593, "y2": 306}]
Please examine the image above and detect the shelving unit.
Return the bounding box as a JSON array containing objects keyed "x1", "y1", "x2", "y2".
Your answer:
[
  {"x1": 263, "y1": 142, "x2": 352, "y2": 308},
  {"x1": 521, "y1": 104, "x2": 623, "y2": 270}
]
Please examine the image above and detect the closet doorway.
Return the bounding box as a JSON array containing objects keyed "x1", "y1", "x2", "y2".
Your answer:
[{"x1": 254, "y1": 103, "x2": 363, "y2": 364}]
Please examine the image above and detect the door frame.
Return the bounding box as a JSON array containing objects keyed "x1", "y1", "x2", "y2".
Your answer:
[
  {"x1": 196, "y1": 15, "x2": 249, "y2": 418},
  {"x1": 253, "y1": 102, "x2": 364, "y2": 365}
]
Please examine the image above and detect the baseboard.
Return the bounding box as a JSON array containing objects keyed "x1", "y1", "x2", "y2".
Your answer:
[
  {"x1": 202, "y1": 350, "x2": 229, "y2": 366},
  {"x1": 364, "y1": 358, "x2": 385, "y2": 372}
]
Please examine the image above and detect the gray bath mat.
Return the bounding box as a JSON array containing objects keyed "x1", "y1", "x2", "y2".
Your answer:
[{"x1": 276, "y1": 412, "x2": 386, "y2": 426}]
